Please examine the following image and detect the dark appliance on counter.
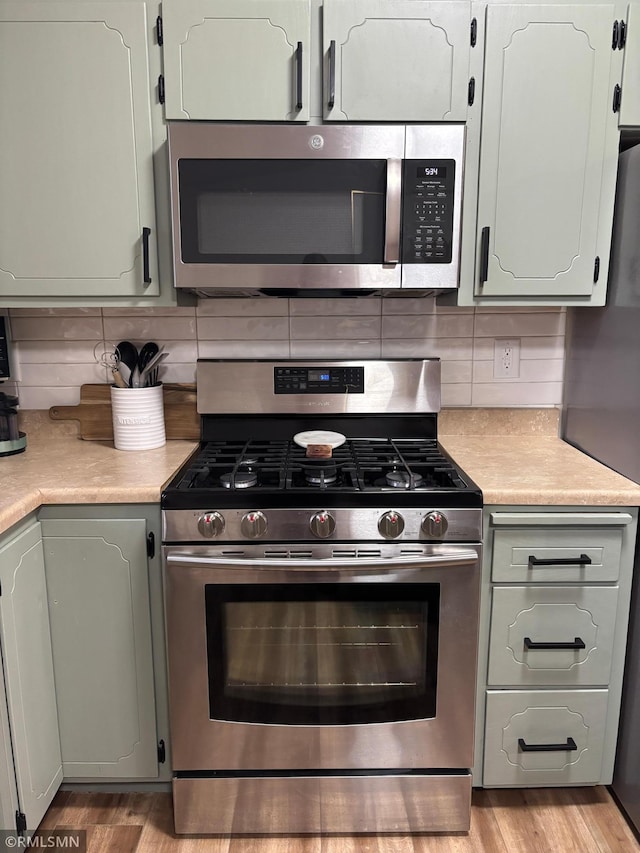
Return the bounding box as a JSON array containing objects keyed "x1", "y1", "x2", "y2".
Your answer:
[
  {"x1": 562, "y1": 142, "x2": 640, "y2": 834},
  {"x1": 162, "y1": 359, "x2": 482, "y2": 835},
  {"x1": 168, "y1": 123, "x2": 464, "y2": 297},
  {"x1": 0, "y1": 392, "x2": 26, "y2": 457}
]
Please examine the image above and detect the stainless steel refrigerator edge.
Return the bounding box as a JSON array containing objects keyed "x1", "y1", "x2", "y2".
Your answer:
[{"x1": 562, "y1": 141, "x2": 640, "y2": 833}]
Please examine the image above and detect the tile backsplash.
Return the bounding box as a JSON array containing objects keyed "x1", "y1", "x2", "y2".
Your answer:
[{"x1": 5, "y1": 299, "x2": 566, "y2": 410}]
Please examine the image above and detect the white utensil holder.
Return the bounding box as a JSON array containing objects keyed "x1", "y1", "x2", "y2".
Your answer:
[{"x1": 110, "y1": 384, "x2": 166, "y2": 451}]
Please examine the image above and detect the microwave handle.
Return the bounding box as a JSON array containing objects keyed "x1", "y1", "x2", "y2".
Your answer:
[{"x1": 384, "y1": 158, "x2": 402, "y2": 265}]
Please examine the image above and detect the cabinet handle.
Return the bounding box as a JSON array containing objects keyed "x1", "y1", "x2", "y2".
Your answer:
[
  {"x1": 328, "y1": 40, "x2": 336, "y2": 109},
  {"x1": 518, "y1": 737, "x2": 577, "y2": 753},
  {"x1": 523, "y1": 637, "x2": 586, "y2": 651},
  {"x1": 142, "y1": 227, "x2": 152, "y2": 285},
  {"x1": 528, "y1": 554, "x2": 592, "y2": 568},
  {"x1": 295, "y1": 42, "x2": 303, "y2": 110},
  {"x1": 479, "y1": 226, "x2": 490, "y2": 283}
]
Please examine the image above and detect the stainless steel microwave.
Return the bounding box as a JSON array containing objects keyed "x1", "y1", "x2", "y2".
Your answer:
[{"x1": 167, "y1": 123, "x2": 465, "y2": 297}]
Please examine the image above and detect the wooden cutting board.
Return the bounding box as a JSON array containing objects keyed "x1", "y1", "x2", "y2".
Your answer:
[{"x1": 49, "y1": 383, "x2": 200, "y2": 441}]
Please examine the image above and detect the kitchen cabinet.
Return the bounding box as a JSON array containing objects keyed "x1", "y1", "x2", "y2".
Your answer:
[
  {"x1": 620, "y1": 3, "x2": 640, "y2": 126},
  {"x1": 161, "y1": 0, "x2": 473, "y2": 122},
  {"x1": 0, "y1": 517, "x2": 62, "y2": 833},
  {"x1": 474, "y1": 508, "x2": 638, "y2": 787},
  {"x1": 40, "y1": 509, "x2": 163, "y2": 780},
  {"x1": 0, "y1": 0, "x2": 178, "y2": 307},
  {"x1": 460, "y1": 3, "x2": 622, "y2": 306}
]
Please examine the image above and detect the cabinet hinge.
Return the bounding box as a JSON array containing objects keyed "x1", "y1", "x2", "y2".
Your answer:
[
  {"x1": 157, "y1": 739, "x2": 166, "y2": 764},
  {"x1": 613, "y1": 20, "x2": 620, "y2": 49},
  {"x1": 156, "y1": 15, "x2": 163, "y2": 46},
  {"x1": 16, "y1": 811, "x2": 27, "y2": 835},
  {"x1": 613, "y1": 84, "x2": 622, "y2": 113},
  {"x1": 146, "y1": 532, "x2": 155, "y2": 559},
  {"x1": 619, "y1": 19, "x2": 627, "y2": 49},
  {"x1": 594, "y1": 256, "x2": 600, "y2": 283},
  {"x1": 468, "y1": 77, "x2": 475, "y2": 106},
  {"x1": 158, "y1": 75, "x2": 165, "y2": 105},
  {"x1": 470, "y1": 17, "x2": 477, "y2": 47}
]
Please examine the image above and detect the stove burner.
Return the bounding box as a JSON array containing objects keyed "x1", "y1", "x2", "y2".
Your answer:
[
  {"x1": 386, "y1": 470, "x2": 424, "y2": 489},
  {"x1": 304, "y1": 461, "x2": 338, "y2": 486},
  {"x1": 220, "y1": 470, "x2": 259, "y2": 489}
]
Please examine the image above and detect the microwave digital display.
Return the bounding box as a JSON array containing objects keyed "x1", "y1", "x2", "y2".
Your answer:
[{"x1": 417, "y1": 166, "x2": 447, "y2": 178}]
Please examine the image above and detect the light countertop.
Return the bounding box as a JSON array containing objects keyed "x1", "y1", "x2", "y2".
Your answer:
[{"x1": 1, "y1": 408, "x2": 639, "y2": 538}]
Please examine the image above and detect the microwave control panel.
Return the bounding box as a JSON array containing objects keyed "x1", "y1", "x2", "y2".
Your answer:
[
  {"x1": 274, "y1": 366, "x2": 365, "y2": 394},
  {"x1": 401, "y1": 160, "x2": 455, "y2": 264}
]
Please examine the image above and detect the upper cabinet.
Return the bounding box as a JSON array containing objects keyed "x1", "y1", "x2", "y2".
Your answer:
[
  {"x1": 464, "y1": 4, "x2": 621, "y2": 305},
  {"x1": 0, "y1": 1, "x2": 172, "y2": 305},
  {"x1": 161, "y1": 0, "x2": 472, "y2": 123}
]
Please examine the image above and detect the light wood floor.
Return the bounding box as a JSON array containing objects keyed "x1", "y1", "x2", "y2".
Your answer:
[{"x1": 39, "y1": 787, "x2": 639, "y2": 852}]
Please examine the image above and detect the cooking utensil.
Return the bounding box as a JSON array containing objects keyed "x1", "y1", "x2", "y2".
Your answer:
[
  {"x1": 115, "y1": 341, "x2": 138, "y2": 387},
  {"x1": 138, "y1": 351, "x2": 168, "y2": 387},
  {"x1": 293, "y1": 430, "x2": 346, "y2": 449},
  {"x1": 137, "y1": 341, "x2": 159, "y2": 373}
]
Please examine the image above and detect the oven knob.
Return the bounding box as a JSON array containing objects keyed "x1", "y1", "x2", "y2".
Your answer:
[
  {"x1": 422, "y1": 511, "x2": 449, "y2": 539},
  {"x1": 197, "y1": 511, "x2": 225, "y2": 538},
  {"x1": 378, "y1": 511, "x2": 405, "y2": 539},
  {"x1": 241, "y1": 511, "x2": 268, "y2": 539},
  {"x1": 310, "y1": 511, "x2": 336, "y2": 539}
]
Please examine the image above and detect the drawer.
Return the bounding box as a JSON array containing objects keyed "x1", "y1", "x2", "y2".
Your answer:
[
  {"x1": 488, "y1": 586, "x2": 618, "y2": 687},
  {"x1": 491, "y1": 524, "x2": 625, "y2": 583},
  {"x1": 483, "y1": 689, "x2": 608, "y2": 786}
]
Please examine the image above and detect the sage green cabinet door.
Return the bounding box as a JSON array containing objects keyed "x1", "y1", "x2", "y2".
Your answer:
[
  {"x1": 162, "y1": 0, "x2": 310, "y2": 121},
  {"x1": 0, "y1": 522, "x2": 62, "y2": 830},
  {"x1": 476, "y1": 4, "x2": 617, "y2": 298},
  {"x1": 0, "y1": 2, "x2": 159, "y2": 298},
  {"x1": 620, "y1": 5, "x2": 640, "y2": 126},
  {"x1": 42, "y1": 518, "x2": 158, "y2": 779},
  {"x1": 323, "y1": 0, "x2": 471, "y2": 121}
]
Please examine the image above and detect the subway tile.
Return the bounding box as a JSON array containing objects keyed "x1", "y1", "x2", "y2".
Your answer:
[
  {"x1": 159, "y1": 363, "x2": 197, "y2": 384},
  {"x1": 17, "y1": 386, "x2": 81, "y2": 409},
  {"x1": 197, "y1": 316, "x2": 289, "y2": 341},
  {"x1": 197, "y1": 298, "x2": 289, "y2": 317},
  {"x1": 473, "y1": 312, "x2": 566, "y2": 338},
  {"x1": 382, "y1": 314, "x2": 474, "y2": 338},
  {"x1": 471, "y1": 382, "x2": 563, "y2": 407},
  {"x1": 473, "y1": 336, "x2": 566, "y2": 361},
  {"x1": 102, "y1": 306, "x2": 196, "y2": 317},
  {"x1": 474, "y1": 306, "x2": 566, "y2": 313},
  {"x1": 290, "y1": 340, "x2": 381, "y2": 358},
  {"x1": 381, "y1": 297, "x2": 436, "y2": 315},
  {"x1": 381, "y1": 338, "x2": 472, "y2": 360},
  {"x1": 290, "y1": 316, "x2": 381, "y2": 340},
  {"x1": 18, "y1": 362, "x2": 108, "y2": 387},
  {"x1": 290, "y1": 298, "x2": 381, "y2": 316},
  {"x1": 153, "y1": 340, "x2": 198, "y2": 363},
  {"x1": 10, "y1": 317, "x2": 103, "y2": 341},
  {"x1": 103, "y1": 316, "x2": 196, "y2": 341},
  {"x1": 473, "y1": 359, "x2": 565, "y2": 383},
  {"x1": 441, "y1": 384, "x2": 472, "y2": 406},
  {"x1": 441, "y1": 361, "x2": 473, "y2": 384},
  {"x1": 15, "y1": 341, "x2": 103, "y2": 364},
  {"x1": 433, "y1": 302, "x2": 474, "y2": 314},
  {"x1": 9, "y1": 307, "x2": 101, "y2": 317},
  {"x1": 198, "y1": 340, "x2": 290, "y2": 358}
]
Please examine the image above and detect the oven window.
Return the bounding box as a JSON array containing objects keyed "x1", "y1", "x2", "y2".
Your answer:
[
  {"x1": 205, "y1": 584, "x2": 439, "y2": 726},
  {"x1": 178, "y1": 159, "x2": 387, "y2": 264}
]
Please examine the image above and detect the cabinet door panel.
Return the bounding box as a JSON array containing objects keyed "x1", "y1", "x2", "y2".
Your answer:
[
  {"x1": 620, "y1": 5, "x2": 640, "y2": 126},
  {"x1": 0, "y1": 2, "x2": 158, "y2": 298},
  {"x1": 162, "y1": 0, "x2": 310, "y2": 121},
  {"x1": 0, "y1": 522, "x2": 62, "y2": 829},
  {"x1": 323, "y1": 0, "x2": 470, "y2": 121},
  {"x1": 476, "y1": 5, "x2": 616, "y2": 297},
  {"x1": 42, "y1": 518, "x2": 157, "y2": 779}
]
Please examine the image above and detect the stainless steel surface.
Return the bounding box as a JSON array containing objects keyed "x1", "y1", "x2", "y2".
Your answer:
[
  {"x1": 384, "y1": 158, "x2": 402, "y2": 264},
  {"x1": 309, "y1": 511, "x2": 336, "y2": 538},
  {"x1": 163, "y1": 507, "x2": 482, "y2": 544},
  {"x1": 563, "y1": 142, "x2": 640, "y2": 831},
  {"x1": 196, "y1": 358, "x2": 441, "y2": 415},
  {"x1": 168, "y1": 123, "x2": 464, "y2": 295},
  {"x1": 240, "y1": 511, "x2": 268, "y2": 539},
  {"x1": 197, "y1": 512, "x2": 224, "y2": 538},
  {"x1": 173, "y1": 773, "x2": 472, "y2": 834},
  {"x1": 378, "y1": 511, "x2": 405, "y2": 539},
  {"x1": 164, "y1": 544, "x2": 481, "y2": 772},
  {"x1": 423, "y1": 510, "x2": 449, "y2": 539}
]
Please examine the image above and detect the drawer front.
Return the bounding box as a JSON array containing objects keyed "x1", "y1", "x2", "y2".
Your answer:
[
  {"x1": 483, "y1": 689, "x2": 608, "y2": 786},
  {"x1": 488, "y1": 586, "x2": 618, "y2": 687},
  {"x1": 491, "y1": 527, "x2": 623, "y2": 583}
]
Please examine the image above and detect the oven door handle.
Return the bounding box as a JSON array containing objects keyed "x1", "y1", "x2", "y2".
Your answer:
[
  {"x1": 384, "y1": 158, "x2": 402, "y2": 265},
  {"x1": 165, "y1": 550, "x2": 479, "y2": 573}
]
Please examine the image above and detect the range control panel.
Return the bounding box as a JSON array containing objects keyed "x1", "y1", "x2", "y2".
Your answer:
[
  {"x1": 274, "y1": 366, "x2": 365, "y2": 394},
  {"x1": 402, "y1": 159, "x2": 455, "y2": 264}
]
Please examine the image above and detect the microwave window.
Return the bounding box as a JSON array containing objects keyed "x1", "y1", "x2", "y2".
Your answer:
[{"x1": 178, "y1": 159, "x2": 387, "y2": 265}]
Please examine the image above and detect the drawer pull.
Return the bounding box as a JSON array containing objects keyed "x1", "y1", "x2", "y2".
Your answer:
[
  {"x1": 528, "y1": 554, "x2": 592, "y2": 568},
  {"x1": 518, "y1": 737, "x2": 577, "y2": 753},
  {"x1": 524, "y1": 637, "x2": 586, "y2": 651}
]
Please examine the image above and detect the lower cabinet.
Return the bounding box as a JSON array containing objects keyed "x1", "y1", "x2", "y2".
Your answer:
[{"x1": 475, "y1": 507, "x2": 638, "y2": 787}]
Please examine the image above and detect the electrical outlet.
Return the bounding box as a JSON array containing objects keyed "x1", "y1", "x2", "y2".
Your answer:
[{"x1": 493, "y1": 338, "x2": 521, "y2": 379}]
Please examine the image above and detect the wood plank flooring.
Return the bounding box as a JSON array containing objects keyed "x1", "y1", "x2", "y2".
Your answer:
[{"x1": 38, "y1": 787, "x2": 639, "y2": 852}]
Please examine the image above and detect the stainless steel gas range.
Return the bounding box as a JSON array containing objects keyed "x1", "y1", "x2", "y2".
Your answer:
[{"x1": 161, "y1": 359, "x2": 482, "y2": 835}]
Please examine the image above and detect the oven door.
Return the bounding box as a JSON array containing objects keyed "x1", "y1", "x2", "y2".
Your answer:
[{"x1": 164, "y1": 546, "x2": 481, "y2": 772}]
